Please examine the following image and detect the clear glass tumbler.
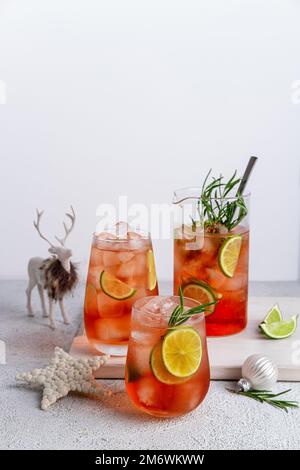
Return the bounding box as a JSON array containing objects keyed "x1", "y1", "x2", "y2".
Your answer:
[
  {"x1": 84, "y1": 227, "x2": 158, "y2": 356},
  {"x1": 125, "y1": 295, "x2": 210, "y2": 417},
  {"x1": 173, "y1": 188, "x2": 250, "y2": 336}
]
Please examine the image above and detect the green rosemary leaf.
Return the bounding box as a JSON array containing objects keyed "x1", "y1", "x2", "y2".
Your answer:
[
  {"x1": 199, "y1": 171, "x2": 248, "y2": 231},
  {"x1": 168, "y1": 285, "x2": 217, "y2": 328},
  {"x1": 223, "y1": 170, "x2": 237, "y2": 196},
  {"x1": 257, "y1": 389, "x2": 292, "y2": 398},
  {"x1": 201, "y1": 169, "x2": 212, "y2": 194},
  {"x1": 179, "y1": 286, "x2": 184, "y2": 311},
  {"x1": 168, "y1": 305, "x2": 181, "y2": 327},
  {"x1": 178, "y1": 302, "x2": 216, "y2": 316},
  {"x1": 168, "y1": 301, "x2": 217, "y2": 327},
  {"x1": 190, "y1": 216, "x2": 197, "y2": 231},
  {"x1": 226, "y1": 388, "x2": 298, "y2": 412}
]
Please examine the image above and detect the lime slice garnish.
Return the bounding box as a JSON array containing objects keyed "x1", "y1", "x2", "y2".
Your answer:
[
  {"x1": 100, "y1": 271, "x2": 136, "y2": 300},
  {"x1": 218, "y1": 235, "x2": 242, "y2": 277},
  {"x1": 261, "y1": 304, "x2": 283, "y2": 325},
  {"x1": 260, "y1": 315, "x2": 298, "y2": 339},
  {"x1": 150, "y1": 340, "x2": 188, "y2": 385},
  {"x1": 162, "y1": 327, "x2": 202, "y2": 378},
  {"x1": 182, "y1": 281, "x2": 216, "y2": 316},
  {"x1": 147, "y1": 249, "x2": 157, "y2": 290}
]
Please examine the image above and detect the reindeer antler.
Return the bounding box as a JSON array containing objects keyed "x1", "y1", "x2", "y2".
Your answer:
[
  {"x1": 55, "y1": 206, "x2": 76, "y2": 246},
  {"x1": 33, "y1": 209, "x2": 54, "y2": 247}
]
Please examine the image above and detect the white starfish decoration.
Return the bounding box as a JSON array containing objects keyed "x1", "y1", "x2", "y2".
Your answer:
[{"x1": 16, "y1": 347, "x2": 109, "y2": 410}]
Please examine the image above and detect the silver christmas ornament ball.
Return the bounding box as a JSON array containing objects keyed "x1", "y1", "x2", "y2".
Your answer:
[{"x1": 240, "y1": 354, "x2": 278, "y2": 391}]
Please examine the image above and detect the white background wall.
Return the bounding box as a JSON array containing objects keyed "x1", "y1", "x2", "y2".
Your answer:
[{"x1": 0, "y1": 0, "x2": 299, "y2": 281}]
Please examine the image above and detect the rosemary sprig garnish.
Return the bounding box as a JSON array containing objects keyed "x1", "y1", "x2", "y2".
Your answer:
[
  {"x1": 190, "y1": 216, "x2": 197, "y2": 232},
  {"x1": 168, "y1": 287, "x2": 216, "y2": 327},
  {"x1": 197, "y1": 170, "x2": 248, "y2": 232},
  {"x1": 227, "y1": 387, "x2": 299, "y2": 412}
]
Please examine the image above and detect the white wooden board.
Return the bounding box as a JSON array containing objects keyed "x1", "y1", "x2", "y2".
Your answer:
[{"x1": 70, "y1": 297, "x2": 300, "y2": 381}]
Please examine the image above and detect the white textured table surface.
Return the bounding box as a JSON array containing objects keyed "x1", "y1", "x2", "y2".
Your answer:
[{"x1": 0, "y1": 281, "x2": 300, "y2": 450}]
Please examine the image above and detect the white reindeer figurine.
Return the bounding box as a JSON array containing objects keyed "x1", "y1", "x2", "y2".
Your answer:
[{"x1": 26, "y1": 207, "x2": 78, "y2": 329}]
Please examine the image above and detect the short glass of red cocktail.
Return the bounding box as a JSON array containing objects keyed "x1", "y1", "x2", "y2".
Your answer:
[
  {"x1": 125, "y1": 295, "x2": 211, "y2": 417},
  {"x1": 84, "y1": 223, "x2": 158, "y2": 356},
  {"x1": 173, "y1": 174, "x2": 250, "y2": 336}
]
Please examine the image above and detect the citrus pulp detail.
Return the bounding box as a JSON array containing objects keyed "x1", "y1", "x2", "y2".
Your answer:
[
  {"x1": 161, "y1": 327, "x2": 202, "y2": 378},
  {"x1": 219, "y1": 235, "x2": 242, "y2": 278},
  {"x1": 100, "y1": 270, "x2": 136, "y2": 300}
]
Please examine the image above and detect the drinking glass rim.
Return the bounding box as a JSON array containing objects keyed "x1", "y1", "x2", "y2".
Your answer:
[
  {"x1": 173, "y1": 186, "x2": 251, "y2": 204},
  {"x1": 132, "y1": 295, "x2": 205, "y2": 326},
  {"x1": 93, "y1": 227, "x2": 151, "y2": 242}
]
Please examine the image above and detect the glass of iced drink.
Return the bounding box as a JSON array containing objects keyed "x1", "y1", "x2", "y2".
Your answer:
[
  {"x1": 125, "y1": 294, "x2": 211, "y2": 417},
  {"x1": 173, "y1": 172, "x2": 250, "y2": 336},
  {"x1": 84, "y1": 223, "x2": 158, "y2": 356}
]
